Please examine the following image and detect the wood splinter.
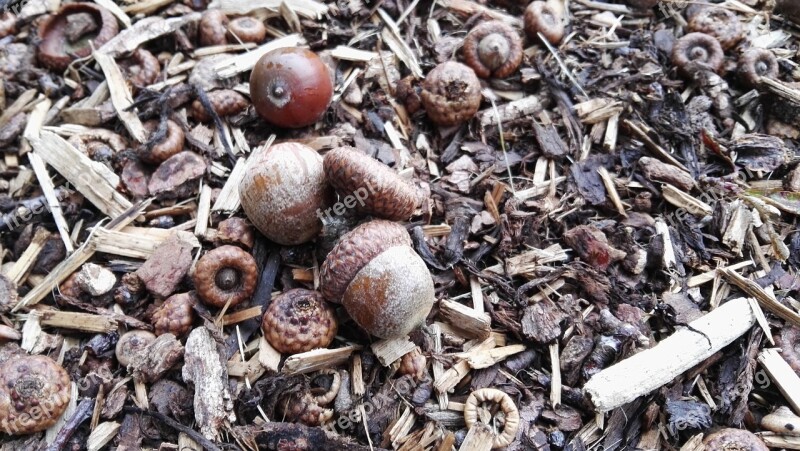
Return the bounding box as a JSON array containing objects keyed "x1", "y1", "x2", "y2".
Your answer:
[{"x1": 584, "y1": 297, "x2": 757, "y2": 412}]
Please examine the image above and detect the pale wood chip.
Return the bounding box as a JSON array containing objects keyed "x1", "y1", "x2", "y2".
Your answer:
[
  {"x1": 29, "y1": 131, "x2": 132, "y2": 218},
  {"x1": 98, "y1": 14, "x2": 203, "y2": 57},
  {"x1": 94, "y1": 52, "x2": 146, "y2": 143}
]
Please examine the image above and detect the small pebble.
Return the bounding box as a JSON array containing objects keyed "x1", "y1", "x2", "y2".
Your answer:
[{"x1": 76, "y1": 263, "x2": 117, "y2": 296}]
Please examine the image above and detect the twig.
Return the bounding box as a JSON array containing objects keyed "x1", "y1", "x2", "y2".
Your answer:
[
  {"x1": 123, "y1": 406, "x2": 229, "y2": 451},
  {"x1": 46, "y1": 398, "x2": 95, "y2": 451},
  {"x1": 192, "y1": 84, "x2": 236, "y2": 166},
  {"x1": 537, "y1": 33, "x2": 588, "y2": 99}
]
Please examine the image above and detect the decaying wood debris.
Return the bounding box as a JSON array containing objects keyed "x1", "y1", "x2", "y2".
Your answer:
[{"x1": 1, "y1": 0, "x2": 800, "y2": 449}]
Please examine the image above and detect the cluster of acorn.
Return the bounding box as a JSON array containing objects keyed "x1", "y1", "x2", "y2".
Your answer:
[
  {"x1": 197, "y1": 46, "x2": 439, "y2": 350},
  {"x1": 669, "y1": 5, "x2": 779, "y2": 87},
  {"x1": 397, "y1": 0, "x2": 568, "y2": 126},
  {"x1": 238, "y1": 141, "x2": 436, "y2": 350}
]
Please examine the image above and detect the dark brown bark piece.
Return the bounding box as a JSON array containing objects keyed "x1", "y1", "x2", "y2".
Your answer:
[
  {"x1": 121, "y1": 160, "x2": 150, "y2": 198},
  {"x1": 533, "y1": 121, "x2": 569, "y2": 159},
  {"x1": 135, "y1": 236, "x2": 194, "y2": 298},
  {"x1": 0, "y1": 273, "x2": 18, "y2": 313},
  {"x1": 729, "y1": 134, "x2": 789, "y2": 172},
  {"x1": 128, "y1": 333, "x2": 184, "y2": 383},
  {"x1": 570, "y1": 155, "x2": 610, "y2": 206},
  {"x1": 638, "y1": 156, "x2": 694, "y2": 191},
  {"x1": 662, "y1": 292, "x2": 702, "y2": 324},
  {"x1": 541, "y1": 404, "x2": 583, "y2": 432},
  {"x1": 561, "y1": 335, "x2": 594, "y2": 386},
  {"x1": 147, "y1": 151, "x2": 207, "y2": 198},
  {"x1": 233, "y1": 422, "x2": 391, "y2": 450},
  {"x1": 563, "y1": 225, "x2": 626, "y2": 272},
  {"x1": 521, "y1": 298, "x2": 566, "y2": 344}
]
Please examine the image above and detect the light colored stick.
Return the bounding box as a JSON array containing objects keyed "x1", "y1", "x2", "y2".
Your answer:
[
  {"x1": 87, "y1": 421, "x2": 120, "y2": 451},
  {"x1": 438, "y1": 299, "x2": 492, "y2": 340},
  {"x1": 7, "y1": 227, "x2": 50, "y2": 285},
  {"x1": 213, "y1": 35, "x2": 304, "y2": 78},
  {"x1": 27, "y1": 153, "x2": 73, "y2": 253},
  {"x1": 758, "y1": 348, "x2": 800, "y2": 415},
  {"x1": 97, "y1": 14, "x2": 202, "y2": 57},
  {"x1": 371, "y1": 336, "x2": 416, "y2": 366},
  {"x1": 478, "y1": 95, "x2": 544, "y2": 128},
  {"x1": 758, "y1": 432, "x2": 800, "y2": 450},
  {"x1": 430, "y1": 324, "x2": 449, "y2": 409},
  {"x1": 458, "y1": 422, "x2": 494, "y2": 451},
  {"x1": 93, "y1": 52, "x2": 146, "y2": 143},
  {"x1": 194, "y1": 184, "x2": 212, "y2": 237},
  {"x1": 258, "y1": 336, "x2": 281, "y2": 373},
  {"x1": 584, "y1": 297, "x2": 756, "y2": 412},
  {"x1": 720, "y1": 268, "x2": 800, "y2": 328},
  {"x1": 282, "y1": 346, "x2": 359, "y2": 375},
  {"x1": 550, "y1": 342, "x2": 562, "y2": 406},
  {"x1": 92, "y1": 228, "x2": 199, "y2": 259},
  {"x1": 215, "y1": 0, "x2": 328, "y2": 18},
  {"x1": 30, "y1": 131, "x2": 132, "y2": 218}
]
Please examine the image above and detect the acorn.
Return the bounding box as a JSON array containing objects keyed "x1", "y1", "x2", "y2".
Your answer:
[
  {"x1": 193, "y1": 245, "x2": 258, "y2": 309},
  {"x1": 0, "y1": 355, "x2": 71, "y2": 435},
  {"x1": 420, "y1": 62, "x2": 482, "y2": 127},
  {"x1": 249, "y1": 47, "x2": 333, "y2": 128},
  {"x1": 239, "y1": 142, "x2": 333, "y2": 245},
  {"x1": 703, "y1": 428, "x2": 768, "y2": 451},
  {"x1": 320, "y1": 220, "x2": 434, "y2": 338},
  {"x1": 115, "y1": 330, "x2": 156, "y2": 367}
]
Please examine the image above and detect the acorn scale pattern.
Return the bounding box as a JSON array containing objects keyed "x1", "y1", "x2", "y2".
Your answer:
[
  {"x1": 323, "y1": 146, "x2": 421, "y2": 221},
  {"x1": 319, "y1": 220, "x2": 412, "y2": 303}
]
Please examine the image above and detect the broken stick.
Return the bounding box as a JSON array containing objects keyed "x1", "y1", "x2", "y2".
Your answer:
[{"x1": 584, "y1": 297, "x2": 756, "y2": 411}]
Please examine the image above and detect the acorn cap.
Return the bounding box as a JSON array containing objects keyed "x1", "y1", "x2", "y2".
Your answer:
[
  {"x1": 342, "y1": 245, "x2": 435, "y2": 338},
  {"x1": 320, "y1": 220, "x2": 412, "y2": 303},
  {"x1": 261, "y1": 288, "x2": 337, "y2": 354},
  {"x1": 323, "y1": 146, "x2": 421, "y2": 221},
  {"x1": 703, "y1": 428, "x2": 768, "y2": 451},
  {"x1": 0, "y1": 355, "x2": 71, "y2": 434}
]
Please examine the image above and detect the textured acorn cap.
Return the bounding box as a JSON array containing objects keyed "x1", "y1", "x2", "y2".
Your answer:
[
  {"x1": 323, "y1": 146, "x2": 421, "y2": 221},
  {"x1": 420, "y1": 62, "x2": 482, "y2": 126},
  {"x1": 261, "y1": 288, "x2": 337, "y2": 354},
  {"x1": 319, "y1": 220, "x2": 412, "y2": 303},
  {"x1": 239, "y1": 142, "x2": 332, "y2": 245},
  {"x1": 0, "y1": 355, "x2": 71, "y2": 435},
  {"x1": 342, "y1": 245, "x2": 435, "y2": 338},
  {"x1": 703, "y1": 428, "x2": 768, "y2": 451}
]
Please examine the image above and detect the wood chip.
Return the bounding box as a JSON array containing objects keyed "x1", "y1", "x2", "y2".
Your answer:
[
  {"x1": 29, "y1": 130, "x2": 132, "y2": 218},
  {"x1": 438, "y1": 299, "x2": 492, "y2": 340},
  {"x1": 93, "y1": 52, "x2": 146, "y2": 143},
  {"x1": 282, "y1": 346, "x2": 360, "y2": 375},
  {"x1": 372, "y1": 337, "x2": 417, "y2": 366}
]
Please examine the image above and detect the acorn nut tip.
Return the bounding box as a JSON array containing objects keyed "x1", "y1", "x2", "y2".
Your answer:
[
  {"x1": 420, "y1": 62, "x2": 482, "y2": 127},
  {"x1": 0, "y1": 355, "x2": 71, "y2": 435},
  {"x1": 239, "y1": 142, "x2": 333, "y2": 245},
  {"x1": 702, "y1": 428, "x2": 768, "y2": 451},
  {"x1": 320, "y1": 220, "x2": 434, "y2": 339}
]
